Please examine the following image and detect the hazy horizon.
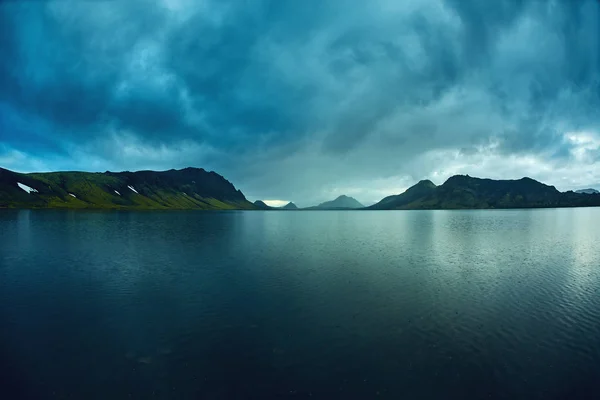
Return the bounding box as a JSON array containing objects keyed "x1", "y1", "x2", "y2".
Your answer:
[{"x1": 1, "y1": 0, "x2": 599, "y2": 206}]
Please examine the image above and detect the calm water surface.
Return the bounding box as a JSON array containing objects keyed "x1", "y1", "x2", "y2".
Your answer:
[{"x1": 1, "y1": 209, "x2": 600, "y2": 399}]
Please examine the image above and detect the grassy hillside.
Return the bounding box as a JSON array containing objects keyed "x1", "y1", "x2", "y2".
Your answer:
[{"x1": 0, "y1": 167, "x2": 256, "y2": 210}]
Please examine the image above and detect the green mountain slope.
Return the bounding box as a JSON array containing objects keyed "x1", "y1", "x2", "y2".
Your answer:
[
  {"x1": 369, "y1": 175, "x2": 600, "y2": 210},
  {"x1": 0, "y1": 167, "x2": 256, "y2": 210},
  {"x1": 306, "y1": 195, "x2": 364, "y2": 209}
]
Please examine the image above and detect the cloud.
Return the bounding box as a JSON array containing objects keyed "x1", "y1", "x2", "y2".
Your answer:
[{"x1": 0, "y1": 0, "x2": 599, "y2": 205}]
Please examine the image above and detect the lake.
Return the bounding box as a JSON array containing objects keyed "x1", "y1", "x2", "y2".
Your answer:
[{"x1": 1, "y1": 209, "x2": 600, "y2": 399}]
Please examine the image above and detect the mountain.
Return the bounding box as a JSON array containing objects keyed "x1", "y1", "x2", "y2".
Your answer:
[
  {"x1": 0, "y1": 167, "x2": 256, "y2": 210},
  {"x1": 307, "y1": 195, "x2": 364, "y2": 209},
  {"x1": 281, "y1": 202, "x2": 298, "y2": 210},
  {"x1": 575, "y1": 188, "x2": 599, "y2": 194},
  {"x1": 370, "y1": 180, "x2": 437, "y2": 210},
  {"x1": 253, "y1": 200, "x2": 272, "y2": 209},
  {"x1": 369, "y1": 175, "x2": 600, "y2": 210},
  {"x1": 6, "y1": 167, "x2": 598, "y2": 211}
]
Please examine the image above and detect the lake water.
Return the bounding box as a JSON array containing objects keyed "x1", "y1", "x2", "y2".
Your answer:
[{"x1": 1, "y1": 209, "x2": 600, "y2": 399}]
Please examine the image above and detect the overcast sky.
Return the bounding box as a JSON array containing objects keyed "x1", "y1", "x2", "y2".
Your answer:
[{"x1": 1, "y1": 0, "x2": 599, "y2": 206}]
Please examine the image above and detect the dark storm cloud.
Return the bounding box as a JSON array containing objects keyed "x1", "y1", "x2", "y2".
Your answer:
[
  {"x1": 0, "y1": 2, "x2": 179, "y2": 139},
  {"x1": 0, "y1": 0, "x2": 599, "y2": 203}
]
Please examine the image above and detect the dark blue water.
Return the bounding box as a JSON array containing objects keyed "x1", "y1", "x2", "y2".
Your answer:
[{"x1": 1, "y1": 209, "x2": 600, "y2": 399}]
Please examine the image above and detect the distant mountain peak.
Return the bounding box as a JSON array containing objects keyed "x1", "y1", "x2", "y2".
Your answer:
[
  {"x1": 313, "y1": 195, "x2": 364, "y2": 209},
  {"x1": 253, "y1": 200, "x2": 272, "y2": 209},
  {"x1": 282, "y1": 202, "x2": 298, "y2": 209}
]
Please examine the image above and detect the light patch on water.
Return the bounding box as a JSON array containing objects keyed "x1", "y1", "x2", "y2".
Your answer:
[{"x1": 17, "y1": 182, "x2": 38, "y2": 194}]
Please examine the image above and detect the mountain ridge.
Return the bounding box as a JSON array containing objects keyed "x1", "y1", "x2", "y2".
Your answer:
[
  {"x1": 368, "y1": 175, "x2": 600, "y2": 210},
  {"x1": 3, "y1": 167, "x2": 600, "y2": 210},
  {"x1": 0, "y1": 167, "x2": 256, "y2": 210}
]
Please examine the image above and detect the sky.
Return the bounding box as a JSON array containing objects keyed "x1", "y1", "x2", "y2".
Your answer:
[{"x1": 0, "y1": 0, "x2": 599, "y2": 206}]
